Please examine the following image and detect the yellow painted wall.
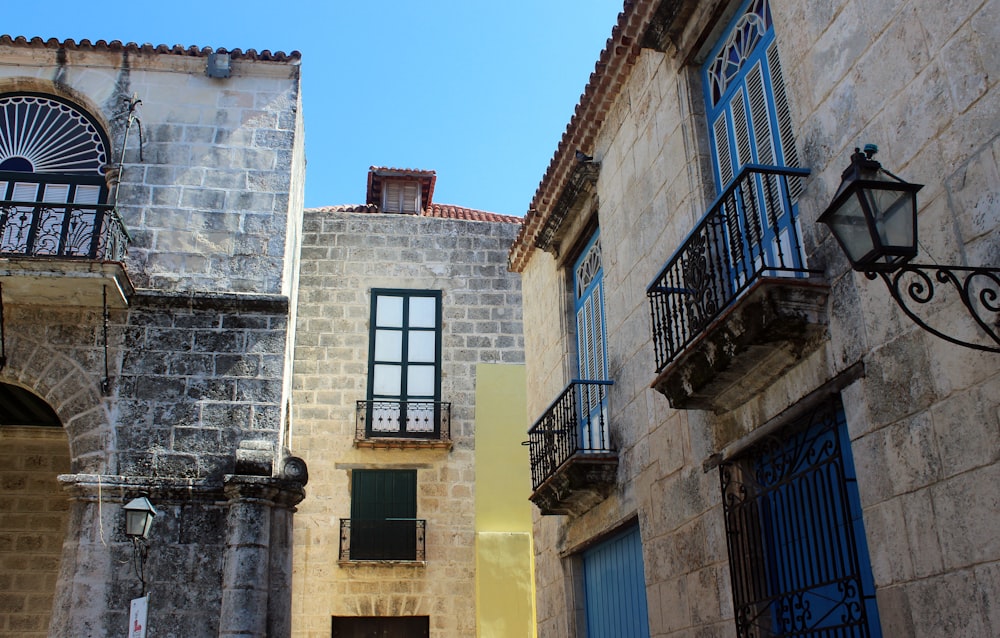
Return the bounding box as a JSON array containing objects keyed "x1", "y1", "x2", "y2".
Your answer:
[{"x1": 474, "y1": 363, "x2": 536, "y2": 638}]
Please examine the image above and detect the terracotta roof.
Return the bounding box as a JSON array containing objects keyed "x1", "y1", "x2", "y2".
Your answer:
[
  {"x1": 425, "y1": 203, "x2": 521, "y2": 223},
  {"x1": 0, "y1": 35, "x2": 300, "y2": 61},
  {"x1": 305, "y1": 203, "x2": 521, "y2": 225},
  {"x1": 508, "y1": 0, "x2": 661, "y2": 272}
]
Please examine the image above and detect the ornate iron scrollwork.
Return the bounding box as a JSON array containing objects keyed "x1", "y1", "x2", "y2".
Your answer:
[{"x1": 868, "y1": 264, "x2": 1000, "y2": 353}]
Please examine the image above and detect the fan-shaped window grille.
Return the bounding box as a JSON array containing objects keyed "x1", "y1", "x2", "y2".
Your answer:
[
  {"x1": 0, "y1": 94, "x2": 108, "y2": 175},
  {"x1": 0, "y1": 94, "x2": 124, "y2": 259}
]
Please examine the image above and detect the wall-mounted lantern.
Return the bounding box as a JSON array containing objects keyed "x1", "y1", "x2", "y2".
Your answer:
[
  {"x1": 124, "y1": 496, "x2": 157, "y2": 597},
  {"x1": 124, "y1": 496, "x2": 158, "y2": 540},
  {"x1": 818, "y1": 145, "x2": 1000, "y2": 353}
]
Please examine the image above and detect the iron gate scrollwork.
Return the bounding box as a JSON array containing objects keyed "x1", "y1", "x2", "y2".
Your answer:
[{"x1": 719, "y1": 397, "x2": 882, "y2": 638}]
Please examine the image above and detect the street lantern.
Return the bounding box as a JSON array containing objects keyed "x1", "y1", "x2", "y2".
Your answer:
[
  {"x1": 817, "y1": 144, "x2": 923, "y2": 272},
  {"x1": 815, "y1": 145, "x2": 1000, "y2": 353},
  {"x1": 124, "y1": 496, "x2": 157, "y2": 540}
]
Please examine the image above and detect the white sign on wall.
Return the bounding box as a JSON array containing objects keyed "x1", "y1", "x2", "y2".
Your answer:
[{"x1": 128, "y1": 595, "x2": 149, "y2": 638}]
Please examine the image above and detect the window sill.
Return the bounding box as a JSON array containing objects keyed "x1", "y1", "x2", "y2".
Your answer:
[
  {"x1": 354, "y1": 437, "x2": 452, "y2": 450},
  {"x1": 338, "y1": 559, "x2": 426, "y2": 567}
]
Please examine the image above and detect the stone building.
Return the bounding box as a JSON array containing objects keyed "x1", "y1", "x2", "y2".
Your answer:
[
  {"x1": 290, "y1": 168, "x2": 534, "y2": 637},
  {"x1": 510, "y1": 1, "x2": 999, "y2": 637},
  {"x1": 0, "y1": 36, "x2": 307, "y2": 636}
]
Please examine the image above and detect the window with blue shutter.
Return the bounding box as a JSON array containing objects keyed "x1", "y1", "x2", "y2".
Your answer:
[
  {"x1": 702, "y1": 0, "x2": 804, "y2": 277},
  {"x1": 720, "y1": 397, "x2": 883, "y2": 637},
  {"x1": 573, "y1": 230, "x2": 610, "y2": 450}
]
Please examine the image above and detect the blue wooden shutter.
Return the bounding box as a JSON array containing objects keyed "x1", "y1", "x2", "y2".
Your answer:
[
  {"x1": 703, "y1": 0, "x2": 804, "y2": 271},
  {"x1": 574, "y1": 231, "x2": 607, "y2": 385}
]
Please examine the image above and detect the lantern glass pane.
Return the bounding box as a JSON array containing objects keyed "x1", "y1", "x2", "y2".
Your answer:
[
  {"x1": 866, "y1": 188, "x2": 915, "y2": 251},
  {"x1": 825, "y1": 193, "x2": 875, "y2": 263},
  {"x1": 126, "y1": 510, "x2": 146, "y2": 537}
]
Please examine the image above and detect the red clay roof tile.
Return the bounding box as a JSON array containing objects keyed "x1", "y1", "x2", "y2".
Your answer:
[
  {"x1": 0, "y1": 34, "x2": 300, "y2": 60},
  {"x1": 305, "y1": 203, "x2": 521, "y2": 224},
  {"x1": 508, "y1": 0, "x2": 661, "y2": 272}
]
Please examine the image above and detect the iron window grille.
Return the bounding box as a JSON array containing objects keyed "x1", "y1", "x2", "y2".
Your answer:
[
  {"x1": 1, "y1": 172, "x2": 128, "y2": 261},
  {"x1": 338, "y1": 518, "x2": 426, "y2": 562},
  {"x1": 0, "y1": 94, "x2": 127, "y2": 262},
  {"x1": 355, "y1": 400, "x2": 451, "y2": 440},
  {"x1": 719, "y1": 397, "x2": 882, "y2": 637}
]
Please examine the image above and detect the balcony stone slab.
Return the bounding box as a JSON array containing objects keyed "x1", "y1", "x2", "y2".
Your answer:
[
  {"x1": 651, "y1": 277, "x2": 829, "y2": 412},
  {"x1": 529, "y1": 452, "x2": 618, "y2": 516},
  {"x1": 0, "y1": 258, "x2": 133, "y2": 308}
]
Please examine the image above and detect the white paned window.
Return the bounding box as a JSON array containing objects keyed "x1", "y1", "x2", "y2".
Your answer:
[{"x1": 366, "y1": 289, "x2": 442, "y2": 437}]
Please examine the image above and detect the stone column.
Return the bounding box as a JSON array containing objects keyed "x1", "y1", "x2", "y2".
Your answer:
[
  {"x1": 218, "y1": 476, "x2": 304, "y2": 638},
  {"x1": 48, "y1": 478, "x2": 113, "y2": 638}
]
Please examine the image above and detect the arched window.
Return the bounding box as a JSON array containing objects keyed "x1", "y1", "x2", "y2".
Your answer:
[
  {"x1": 0, "y1": 94, "x2": 121, "y2": 259},
  {"x1": 0, "y1": 94, "x2": 109, "y2": 175}
]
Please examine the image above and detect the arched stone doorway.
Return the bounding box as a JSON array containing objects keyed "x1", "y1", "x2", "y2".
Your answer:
[{"x1": 0, "y1": 381, "x2": 69, "y2": 637}]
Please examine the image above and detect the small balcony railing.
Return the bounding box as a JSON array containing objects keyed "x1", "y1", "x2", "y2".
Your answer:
[
  {"x1": 356, "y1": 400, "x2": 451, "y2": 441},
  {"x1": 527, "y1": 380, "x2": 614, "y2": 492},
  {"x1": 647, "y1": 164, "x2": 817, "y2": 372},
  {"x1": 339, "y1": 518, "x2": 426, "y2": 562},
  {"x1": 0, "y1": 200, "x2": 129, "y2": 262}
]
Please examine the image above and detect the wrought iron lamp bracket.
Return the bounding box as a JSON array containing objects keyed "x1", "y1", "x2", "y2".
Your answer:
[{"x1": 866, "y1": 263, "x2": 1000, "y2": 353}]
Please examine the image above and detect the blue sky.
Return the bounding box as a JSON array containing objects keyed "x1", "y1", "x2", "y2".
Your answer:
[{"x1": 5, "y1": 0, "x2": 624, "y2": 216}]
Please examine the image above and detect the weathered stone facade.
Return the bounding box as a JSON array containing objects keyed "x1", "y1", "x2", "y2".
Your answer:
[
  {"x1": 0, "y1": 38, "x2": 306, "y2": 637},
  {"x1": 290, "y1": 184, "x2": 529, "y2": 637},
  {"x1": 512, "y1": 1, "x2": 999, "y2": 637},
  {"x1": 0, "y1": 426, "x2": 70, "y2": 637}
]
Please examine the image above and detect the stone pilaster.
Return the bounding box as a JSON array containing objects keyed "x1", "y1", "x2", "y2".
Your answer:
[{"x1": 218, "y1": 475, "x2": 304, "y2": 638}]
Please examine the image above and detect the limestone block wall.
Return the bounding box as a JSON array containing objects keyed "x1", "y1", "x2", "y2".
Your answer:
[
  {"x1": 291, "y1": 211, "x2": 524, "y2": 638},
  {"x1": 0, "y1": 42, "x2": 306, "y2": 296},
  {"x1": 0, "y1": 427, "x2": 70, "y2": 638},
  {"x1": 0, "y1": 294, "x2": 298, "y2": 636},
  {"x1": 520, "y1": 1, "x2": 1000, "y2": 637}
]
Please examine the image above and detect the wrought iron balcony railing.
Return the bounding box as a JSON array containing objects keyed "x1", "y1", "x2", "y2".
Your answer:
[
  {"x1": 527, "y1": 380, "x2": 614, "y2": 491},
  {"x1": 339, "y1": 518, "x2": 426, "y2": 562},
  {"x1": 646, "y1": 164, "x2": 817, "y2": 372},
  {"x1": 356, "y1": 400, "x2": 451, "y2": 441},
  {"x1": 0, "y1": 199, "x2": 129, "y2": 262}
]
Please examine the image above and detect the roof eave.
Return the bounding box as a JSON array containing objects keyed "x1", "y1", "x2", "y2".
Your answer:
[{"x1": 508, "y1": 0, "x2": 663, "y2": 272}]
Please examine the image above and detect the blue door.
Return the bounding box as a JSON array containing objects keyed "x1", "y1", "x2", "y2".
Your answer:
[{"x1": 582, "y1": 525, "x2": 650, "y2": 638}]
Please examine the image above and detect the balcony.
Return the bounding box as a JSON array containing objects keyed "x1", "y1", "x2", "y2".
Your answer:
[
  {"x1": 0, "y1": 172, "x2": 132, "y2": 308},
  {"x1": 646, "y1": 164, "x2": 828, "y2": 412},
  {"x1": 527, "y1": 380, "x2": 617, "y2": 515},
  {"x1": 355, "y1": 400, "x2": 451, "y2": 449},
  {"x1": 339, "y1": 518, "x2": 426, "y2": 563}
]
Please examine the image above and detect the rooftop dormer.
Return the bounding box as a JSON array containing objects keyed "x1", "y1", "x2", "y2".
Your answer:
[{"x1": 366, "y1": 167, "x2": 436, "y2": 214}]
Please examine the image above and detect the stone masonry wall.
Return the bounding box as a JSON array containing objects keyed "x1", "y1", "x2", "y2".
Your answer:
[
  {"x1": 0, "y1": 44, "x2": 305, "y2": 296},
  {"x1": 521, "y1": 1, "x2": 1000, "y2": 637},
  {"x1": 115, "y1": 294, "x2": 290, "y2": 481},
  {"x1": 0, "y1": 427, "x2": 70, "y2": 638},
  {"x1": 0, "y1": 293, "x2": 294, "y2": 636},
  {"x1": 291, "y1": 211, "x2": 523, "y2": 638}
]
